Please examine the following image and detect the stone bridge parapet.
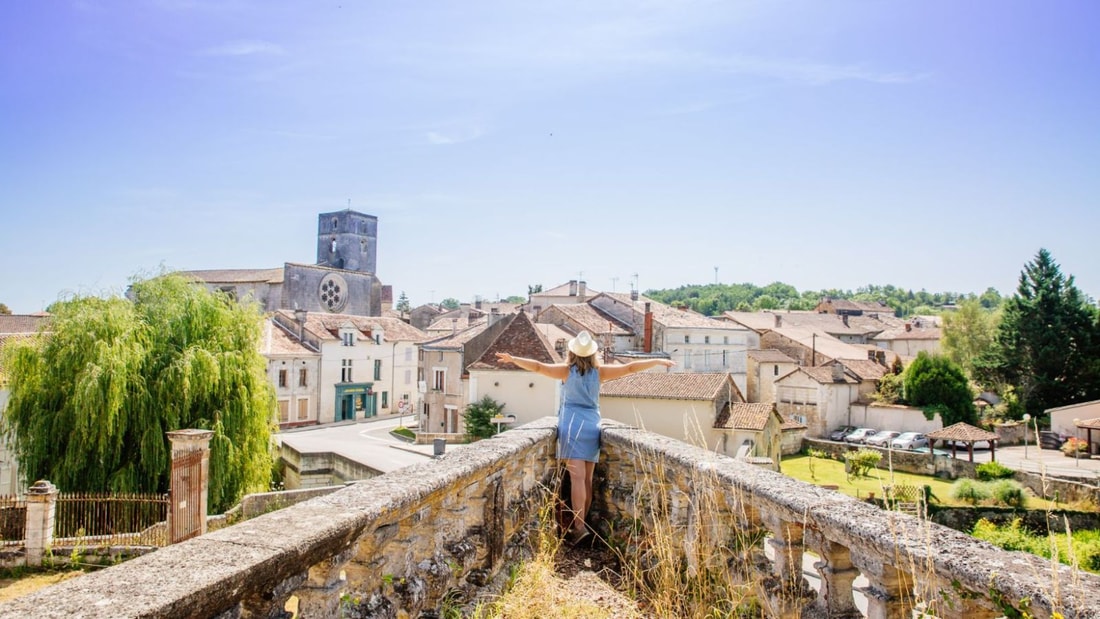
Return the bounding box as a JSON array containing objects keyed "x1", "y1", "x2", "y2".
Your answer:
[{"x1": 1, "y1": 418, "x2": 1099, "y2": 618}]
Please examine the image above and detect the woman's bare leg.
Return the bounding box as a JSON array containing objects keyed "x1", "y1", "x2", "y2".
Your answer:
[{"x1": 565, "y1": 458, "x2": 589, "y2": 531}]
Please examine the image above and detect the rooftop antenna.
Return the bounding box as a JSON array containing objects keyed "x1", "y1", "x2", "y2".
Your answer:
[
  {"x1": 610, "y1": 276, "x2": 619, "y2": 292},
  {"x1": 714, "y1": 266, "x2": 719, "y2": 285}
]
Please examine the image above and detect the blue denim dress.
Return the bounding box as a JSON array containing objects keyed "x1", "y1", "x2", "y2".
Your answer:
[{"x1": 558, "y1": 366, "x2": 601, "y2": 462}]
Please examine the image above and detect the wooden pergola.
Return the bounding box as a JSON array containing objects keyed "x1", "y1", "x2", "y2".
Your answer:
[
  {"x1": 926, "y1": 422, "x2": 1000, "y2": 462},
  {"x1": 1074, "y1": 418, "x2": 1100, "y2": 456}
]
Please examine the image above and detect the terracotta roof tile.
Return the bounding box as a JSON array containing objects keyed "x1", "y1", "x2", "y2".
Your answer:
[
  {"x1": 600, "y1": 372, "x2": 732, "y2": 401},
  {"x1": 469, "y1": 312, "x2": 561, "y2": 370},
  {"x1": 422, "y1": 324, "x2": 490, "y2": 349},
  {"x1": 1075, "y1": 417, "x2": 1100, "y2": 430},
  {"x1": 542, "y1": 303, "x2": 632, "y2": 336},
  {"x1": 713, "y1": 403, "x2": 777, "y2": 431},
  {"x1": 872, "y1": 327, "x2": 942, "y2": 341},
  {"x1": 178, "y1": 268, "x2": 284, "y2": 284},
  {"x1": 798, "y1": 366, "x2": 860, "y2": 385},
  {"x1": 781, "y1": 415, "x2": 807, "y2": 430},
  {"x1": 0, "y1": 314, "x2": 51, "y2": 334},
  {"x1": 926, "y1": 422, "x2": 999, "y2": 442},
  {"x1": 274, "y1": 310, "x2": 428, "y2": 343},
  {"x1": 747, "y1": 349, "x2": 798, "y2": 363},
  {"x1": 599, "y1": 293, "x2": 747, "y2": 330},
  {"x1": 827, "y1": 359, "x2": 888, "y2": 381}
]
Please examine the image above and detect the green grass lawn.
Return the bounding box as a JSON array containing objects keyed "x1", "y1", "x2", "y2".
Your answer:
[{"x1": 780, "y1": 454, "x2": 1069, "y2": 511}]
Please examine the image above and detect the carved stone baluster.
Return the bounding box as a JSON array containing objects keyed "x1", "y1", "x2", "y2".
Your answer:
[
  {"x1": 851, "y1": 553, "x2": 915, "y2": 619},
  {"x1": 761, "y1": 512, "x2": 814, "y2": 617},
  {"x1": 803, "y1": 530, "x2": 861, "y2": 617}
]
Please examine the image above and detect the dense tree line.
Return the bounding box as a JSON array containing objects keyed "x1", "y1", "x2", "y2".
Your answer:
[{"x1": 644, "y1": 282, "x2": 1002, "y2": 318}]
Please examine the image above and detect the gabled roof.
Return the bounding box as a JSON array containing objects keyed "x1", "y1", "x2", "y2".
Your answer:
[
  {"x1": 926, "y1": 422, "x2": 999, "y2": 442},
  {"x1": 468, "y1": 311, "x2": 562, "y2": 370},
  {"x1": 600, "y1": 372, "x2": 735, "y2": 401},
  {"x1": 538, "y1": 280, "x2": 601, "y2": 297},
  {"x1": 825, "y1": 359, "x2": 888, "y2": 382},
  {"x1": 178, "y1": 268, "x2": 284, "y2": 284},
  {"x1": 1046, "y1": 399, "x2": 1100, "y2": 414},
  {"x1": 596, "y1": 293, "x2": 745, "y2": 330},
  {"x1": 778, "y1": 365, "x2": 861, "y2": 386},
  {"x1": 766, "y1": 327, "x2": 870, "y2": 361},
  {"x1": 747, "y1": 349, "x2": 798, "y2": 364},
  {"x1": 263, "y1": 321, "x2": 318, "y2": 356},
  {"x1": 724, "y1": 310, "x2": 893, "y2": 337},
  {"x1": 274, "y1": 310, "x2": 428, "y2": 343},
  {"x1": 872, "y1": 327, "x2": 942, "y2": 341},
  {"x1": 781, "y1": 415, "x2": 807, "y2": 430},
  {"x1": 714, "y1": 402, "x2": 779, "y2": 431},
  {"x1": 0, "y1": 314, "x2": 50, "y2": 334},
  {"x1": 541, "y1": 303, "x2": 632, "y2": 336},
  {"x1": 420, "y1": 323, "x2": 489, "y2": 349},
  {"x1": 427, "y1": 308, "x2": 488, "y2": 332}
]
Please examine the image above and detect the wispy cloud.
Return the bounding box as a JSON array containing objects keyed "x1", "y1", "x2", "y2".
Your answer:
[
  {"x1": 426, "y1": 126, "x2": 485, "y2": 145},
  {"x1": 198, "y1": 40, "x2": 285, "y2": 57}
]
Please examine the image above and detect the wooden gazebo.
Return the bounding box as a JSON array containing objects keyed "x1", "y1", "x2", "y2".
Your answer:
[
  {"x1": 1074, "y1": 418, "x2": 1100, "y2": 456},
  {"x1": 926, "y1": 422, "x2": 1000, "y2": 462}
]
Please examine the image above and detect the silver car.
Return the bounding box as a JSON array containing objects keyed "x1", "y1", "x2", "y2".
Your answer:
[
  {"x1": 864, "y1": 431, "x2": 901, "y2": 448},
  {"x1": 891, "y1": 432, "x2": 928, "y2": 450},
  {"x1": 843, "y1": 428, "x2": 878, "y2": 444}
]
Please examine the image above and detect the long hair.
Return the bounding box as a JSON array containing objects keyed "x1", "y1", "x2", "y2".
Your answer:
[{"x1": 567, "y1": 351, "x2": 598, "y2": 376}]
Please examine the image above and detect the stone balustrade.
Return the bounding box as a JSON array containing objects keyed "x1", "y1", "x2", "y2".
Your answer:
[{"x1": 1, "y1": 418, "x2": 1099, "y2": 618}]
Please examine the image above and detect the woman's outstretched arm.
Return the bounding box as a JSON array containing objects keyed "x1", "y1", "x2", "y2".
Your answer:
[
  {"x1": 495, "y1": 352, "x2": 570, "y2": 381},
  {"x1": 598, "y1": 358, "x2": 675, "y2": 382}
]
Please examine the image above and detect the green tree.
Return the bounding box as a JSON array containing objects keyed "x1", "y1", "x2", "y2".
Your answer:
[
  {"x1": 0, "y1": 303, "x2": 11, "y2": 315},
  {"x1": 985, "y1": 249, "x2": 1100, "y2": 416},
  {"x1": 463, "y1": 396, "x2": 505, "y2": 440},
  {"x1": 941, "y1": 298, "x2": 999, "y2": 380},
  {"x1": 504, "y1": 295, "x2": 526, "y2": 304},
  {"x1": 903, "y1": 352, "x2": 977, "y2": 426},
  {"x1": 395, "y1": 291, "x2": 411, "y2": 316},
  {"x1": 440, "y1": 298, "x2": 460, "y2": 310},
  {"x1": 1, "y1": 274, "x2": 275, "y2": 513}
]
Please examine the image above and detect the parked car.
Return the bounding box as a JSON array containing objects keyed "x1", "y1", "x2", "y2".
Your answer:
[
  {"x1": 829, "y1": 425, "x2": 856, "y2": 441},
  {"x1": 864, "y1": 431, "x2": 901, "y2": 448},
  {"x1": 911, "y1": 446, "x2": 953, "y2": 457},
  {"x1": 947, "y1": 439, "x2": 992, "y2": 450},
  {"x1": 1040, "y1": 431, "x2": 1068, "y2": 450},
  {"x1": 843, "y1": 428, "x2": 878, "y2": 444},
  {"x1": 891, "y1": 432, "x2": 929, "y2": 450}
]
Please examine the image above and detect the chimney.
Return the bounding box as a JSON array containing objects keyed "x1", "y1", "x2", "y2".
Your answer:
[
  {"x1": 488, "y1": 307, "x2": 501, "y2": 327},
  {"x1": 831, "y1": 363, "x2": 846, "y2": 382},
  {"x1": 568, "y1": 280, "x2": 578, "y2": 296},
  {"x1": 293, "y1": 308, "x2": 307, "y2": 342},
  {"x1": 578, "y1": 280, "x2": 587, "y2": 302},
  {"x1": 905, "y1": 322, "x2": 912, "y2": 332},
  {"x1": 842, "y1": 314, "x2": 849, "y2": 327},
  {"x1": 475, "y1": 296, "x2": 482, "y2": 310},
  {"x1": 451, "y1": 318, "x2": 458, "y2": 335},
  {"x1": 774, "y1": 314, "x2": 782, "y2": 328},
  {"x1": 630, "y1": 289, "x2": 639, "y2": 301},
  {"x1": 644, "y1": 302, "x2": 654, "y2": 353}
]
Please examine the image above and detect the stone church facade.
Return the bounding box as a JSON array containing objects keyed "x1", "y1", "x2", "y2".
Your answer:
[{"x1": 181, "y1": 209, "x2": 385, "y2": 317}]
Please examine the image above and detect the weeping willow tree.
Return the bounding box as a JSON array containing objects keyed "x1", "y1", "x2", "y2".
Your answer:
[{"x1": 1, "y1": 274, "x2": 276, "y2": 513}]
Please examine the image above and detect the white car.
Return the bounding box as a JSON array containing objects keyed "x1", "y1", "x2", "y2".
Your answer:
[
  {"x1": 864, "y1": 431, "x2": 901, "y2": 448},
  {"x1": 891, "y1": 432, "x2": 929, "y2": 450}
]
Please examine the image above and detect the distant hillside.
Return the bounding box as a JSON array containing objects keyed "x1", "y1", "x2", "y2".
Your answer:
[{"x1": 643, "y1": 282, "x2": 1003, "y2": 318}]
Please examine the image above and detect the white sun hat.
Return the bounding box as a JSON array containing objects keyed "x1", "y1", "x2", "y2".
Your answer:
[{"x1": 567, "y1": 331, "x2": 598, "y2": 357}]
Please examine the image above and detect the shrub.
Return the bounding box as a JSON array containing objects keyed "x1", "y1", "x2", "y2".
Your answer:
[
  {"x1": 951, "y1": 479, "x2": 991, "y2": 505},
  {"x1": 990, "y1": 479, "x2": 1028, "y2": 508},
  {"x1": 1062, "y1": 437, "x2": 1089, "y2": 455},
  {"x1": 844, "y1": 449, "x2": 882, "y2": 477},
  {"x1": 975, "y1": 461, "x2": 1016, "y2": 481},
  {"x1": 464, "y1": 396, "x2": 506, "y2": 440}
]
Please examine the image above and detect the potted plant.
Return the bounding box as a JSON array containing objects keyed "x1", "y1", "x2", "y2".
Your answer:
[{"x1": 1061, "y1": 437, "x2": 1091, "y2": 458}]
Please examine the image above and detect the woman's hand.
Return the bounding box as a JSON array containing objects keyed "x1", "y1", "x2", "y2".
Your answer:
[
  {"x1": 495, "y1": 352, "x2": 514, "y2": 364},
  {"x1": 658, "y1": 359, "x2": 676, "y2": 368}
]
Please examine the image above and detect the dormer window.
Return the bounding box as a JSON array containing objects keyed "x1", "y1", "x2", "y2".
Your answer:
[{"x1": 342, "y1": 331, "x2": 355, "y2": 346}]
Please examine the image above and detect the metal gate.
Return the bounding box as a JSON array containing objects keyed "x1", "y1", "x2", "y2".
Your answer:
[{"x1": 170, "y1": 449, "x2": 204, "y2": 543}]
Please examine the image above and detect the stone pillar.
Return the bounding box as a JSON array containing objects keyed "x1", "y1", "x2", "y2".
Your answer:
[
  {"x1": 764, "y1": 514, "x2": 805, "y2": 591},
  {"x1": 852, "y1": 553, "x2": 915, "y2": 619},
  {"x1": 167, "y1": 429, "x2": 214, "y2": 543},
  {"x1": 24, "y1": 480, "x2": 58, "y2": 567},
  {"x1": 804, "y1": 530, "x2": 861, "y2": 617}
]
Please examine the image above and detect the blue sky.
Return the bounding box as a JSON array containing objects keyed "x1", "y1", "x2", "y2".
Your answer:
[{"x1": 2, "y1": 1, "x2": 1098, "y2": 313}]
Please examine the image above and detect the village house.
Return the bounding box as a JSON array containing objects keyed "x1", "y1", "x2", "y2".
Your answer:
[
  {"x1": 869, "y1": 320, "x2": 943, "y2": 357},
  {"x1": 722, "y1": 310, "x2": 906, "y2": 345},
  {"x1": 534, "y1": 302, "x2": 634, "y2": 354},
  {"x1": 598, "y1": 372, "x2": 743, "y2": 453},
  {"x1": 774, "y1": 364, "x2": 866, "y2": 438},
  {"x1": 712, "y1": 402, "x2": 793, "y2": 469},
  {"x1": 759, "y1": 325, "x2": 896, "y2": 369},
  {"x1": 262, "y1": 318, "x2": 321, "y2": 429},
  {"x1": 526, "y1": 279, "x2": 598, "y2": 316},
  {"x1": 814, "y1": 297, "x2": 893, "y2": 316},
  {"x1": 1047, "y1": 399, "x2": 1100, "y2": 448},
  {"x1": 588, "y1": 293, "x2": 757, "y2": 393},
  {"x1": 745, "y1": 349, "x2": 800, "y2": 403},
  {"x1": 271, "y1": 310, "x2": 427, "y2": 425}
]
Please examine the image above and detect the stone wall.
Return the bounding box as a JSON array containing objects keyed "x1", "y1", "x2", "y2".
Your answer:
[
  {"x1": 0, "y1": 419, "x2": 559, "y2": 618},
  {"x1": 4, "y1": 419, "x2": 1100, "y2": 618},
  {"x1": 280, "y1": 441, "x2": 384, "y2": 489},
  {"x1": 600, "y1": 424, "x2": 1100, "y2": 618}
]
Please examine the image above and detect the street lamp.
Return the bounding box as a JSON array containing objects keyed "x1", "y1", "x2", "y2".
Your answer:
[
  {"x1": 1074, "y1": 418, "x2": 1081, "y2": 468},
  {"x1": 1023, "y1": 413, "x2": 1031, "y2": 459}
]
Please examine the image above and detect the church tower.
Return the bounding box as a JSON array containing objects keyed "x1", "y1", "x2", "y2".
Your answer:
[{"x1": 316, "y1": 210, "x2": 378, "y2": 273}]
